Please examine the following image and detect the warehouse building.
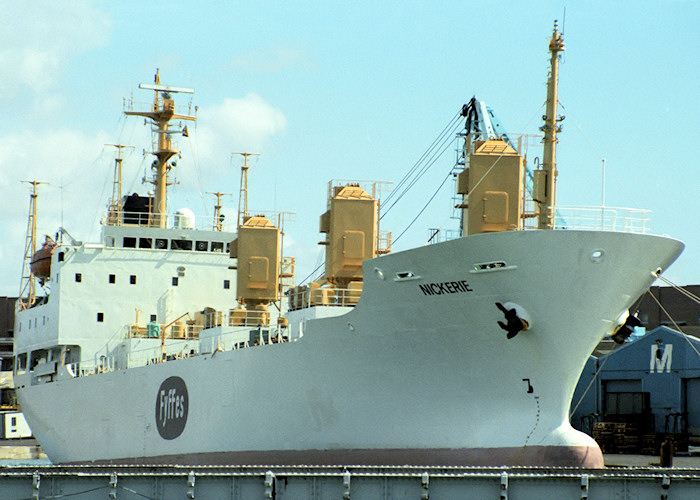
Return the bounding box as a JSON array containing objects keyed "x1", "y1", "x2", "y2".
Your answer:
[{"x1": 571, "y1": 326, "x2": 700, "y2": 453}]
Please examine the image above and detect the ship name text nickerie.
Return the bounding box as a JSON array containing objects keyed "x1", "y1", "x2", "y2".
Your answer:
[{"x1": 419, "y1": 280, "x2": 473, "y2": 296}]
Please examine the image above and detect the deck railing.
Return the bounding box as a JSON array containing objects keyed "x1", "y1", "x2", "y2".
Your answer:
[
  {"x1": 102, "y1": 210, "x2": 238, "y2": 233},
  {"x1": 551, "y1": 206, "x2": 651, "y2": 233},
  {"x1": 287, "y1": 286, "x2": 362, "y2": 311},
  {"x1": 431, "y1": 205, "x2": 652, "y2": 244}
]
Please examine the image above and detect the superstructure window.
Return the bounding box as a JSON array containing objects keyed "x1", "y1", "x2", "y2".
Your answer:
[
  {"x1": 195, "y1": 241, "x2": 208, "y2": 252},
  {"x1": 75, "y1": 273, "x2": 82, "y2": 282},
  {"x1": 58, "y1": 252, "x2": 65, "y2": 262},
  {"x1": 15, "y1": 353, "x2": 27, "y2": 375},
  {"x1": 150, "y1": 314, "x2": 157, "y2": 322},
  {"x1": 97, "y1": 312, "x2": 104, "y2": 322},
  {"x1": 171, "y1": 239, "x2": 192, "y2": 251},
  {"x1": 224, "y1": 280, "x2": 230, "y2": 289},
  {"x1": 130, "y1": 275, "x2": 137, "y2": 285},
  {"x1": 109, "y1": 274, "x2": 116, "y2": 284},
  {"x1": 211, "y1": 242, "x2": 224, "y2": 252},
  {"x1": 139, "y1": 238, "x2": 153, "y2": 249},
  {"x1": 123, "y1": 237, "x2": 137, "y2": 248},
  {"x1": 172, "y1": 277, "x2": 179, "y2": 286},
  {"x1": 155, "y1": 238, "x2": 168, "y2": 249}
]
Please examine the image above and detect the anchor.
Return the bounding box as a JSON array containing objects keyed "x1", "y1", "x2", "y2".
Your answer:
[
  {"x1": 496, "y1": 302, "x2": 530, "y2": 339},
  {"x1": 611, "y1": 311, "x2": 643, "y2": 344}
]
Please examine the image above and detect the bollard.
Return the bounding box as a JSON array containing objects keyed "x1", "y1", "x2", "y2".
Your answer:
[{"x1": 660, "y1": 437, "x2": 674, "y2": 468}]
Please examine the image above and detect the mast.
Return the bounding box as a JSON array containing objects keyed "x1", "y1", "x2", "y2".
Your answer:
[
  {"x1": 234, "y1": 152, "x2": 259, "y2": 227},
  {"x1": 106, "y1": 144, "x2": 134, "y2": 226},
  {"x1": 124, "y1": 69, "x2": 196, "y2": 228},
  {"x1": 19, "y1": 181, "x2": 46, "y2": 309},
  {"x1": 208, "y1": 191, "x2": 231, "y2": 231},
  {"x1": 537, "y1": 21, "x2": 565, "y2": 230}
]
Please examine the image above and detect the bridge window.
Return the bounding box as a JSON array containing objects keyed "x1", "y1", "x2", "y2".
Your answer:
[
  {"x1": 211, "y1": 242, "x2": 224, "y2": 252},
  {"x1": 195, "y1": 241, "x2": 208, "y2": 252},
  {"x1": 139, "y1": 238, "x2": 153, "y2": 249},
  {"x1": 123, "y1": 237, "x2": 137, "y2": 248},
  {"x1": 171, "y1": 239, "x2": 192, "y2": 251}
]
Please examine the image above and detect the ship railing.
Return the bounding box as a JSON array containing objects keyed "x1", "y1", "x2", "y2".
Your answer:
[
  {"x1": 123, "y1": 99, "x2": 196, "y2": 120},
  {"x1": 287, "y1": 285, "x2": 362, "y2": 311},
  {"x1": 549, "y1": 206, "x2": 652, "y2": 233},
  {"x1": 102, "y1": 210, "x2": 238, "y2": 233},
  {"x1": 377, "y1": 230, "x2": 392, "y2": 254},
  {"x1": 125, "y1": 346, "x2": 199, "y2": 368},
  {"x1": 63, "y1": 357, "x2": 115, "y2": 378},
  {"x1": 426, "y1": 228, "x2": 462, "y2": 244},
  {"x1": 209, "y1": 326, "x2": 290, "y2": 355},
  {"x1": 201, "y1": 309, "x2": 290, "y2": 331},
  {"x1": 128, "y1": 323, "x2": 202, "y2": 340}
]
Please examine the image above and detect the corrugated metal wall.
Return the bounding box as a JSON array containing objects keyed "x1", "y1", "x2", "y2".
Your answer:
[{"x1": 572, "y1": 326, "x2": 700, "y2": 443}]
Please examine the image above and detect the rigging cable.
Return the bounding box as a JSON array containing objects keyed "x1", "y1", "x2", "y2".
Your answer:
[
  {"x1": 381, "y1": 111, "x2": 462, "y2": 218},
  {"x1": 383, "y1": 110, "x2": 461, "y2": 207},
  {"x1": 569, "y1": 354, "x2": 609, "y2": 420},
  {"x1": 299, "y1": 114, "x2": 462, "y2": 283},
  {"x1": 569, "y1": 290, "x2": 647, "y2": 418},
  {"x1": 649, "y1": 271, "x2": 700, "y2": 359},
  {"x1": 570, "y1": 277, "x2": 700, "y2": 419},
  {"x1": 654, "y1": 273, "x2": 700, "y2": 305},
  {"x1": 393, "y1": 170, "x2": 453, "y2": 245}
]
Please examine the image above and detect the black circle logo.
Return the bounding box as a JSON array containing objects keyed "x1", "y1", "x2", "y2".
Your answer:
[{"x1": 155, "y1": 376, "x2": 188, "y2": 440}]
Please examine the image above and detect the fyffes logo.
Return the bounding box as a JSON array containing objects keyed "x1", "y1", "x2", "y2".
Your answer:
[{"x1": 155, "y1": 376, "x2": 188, "y2": 439}]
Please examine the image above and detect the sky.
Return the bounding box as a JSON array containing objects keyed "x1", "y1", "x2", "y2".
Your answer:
[{"x1": 0, "y1": 0, "x2": 698, "y2": 298}]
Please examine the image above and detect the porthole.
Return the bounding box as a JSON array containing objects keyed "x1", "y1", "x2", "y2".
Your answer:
[{"x1": 590, "y1": 249, "x2": 605, "y2": 263}]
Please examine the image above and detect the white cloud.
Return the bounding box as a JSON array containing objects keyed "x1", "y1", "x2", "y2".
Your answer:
[
  {"x1": 0, "y1": 0, "x2": 111, "y2": 97},
  {"x1": 194, "y1": 93, "x2": 288, "y2": 158},
  {"x1": 0, "y1": 128, "x2": 113, "y2": 296}
]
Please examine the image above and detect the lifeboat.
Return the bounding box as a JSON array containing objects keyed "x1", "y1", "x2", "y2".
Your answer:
[{"x1": 30, "y1": 240, "x2": 56, "y2": 279}]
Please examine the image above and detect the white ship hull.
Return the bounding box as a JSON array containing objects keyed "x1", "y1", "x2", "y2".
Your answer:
[{"x1": 15, "y1": 230, "x2": 684, "y2": 467}]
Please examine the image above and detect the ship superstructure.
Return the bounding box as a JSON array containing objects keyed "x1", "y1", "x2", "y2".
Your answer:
[
  {"x1": 15, "y1": 72, "x2": 238, "y2": 377},
  {"x1": 13, "y1": 26, "x2": 684, "y2": 467}
]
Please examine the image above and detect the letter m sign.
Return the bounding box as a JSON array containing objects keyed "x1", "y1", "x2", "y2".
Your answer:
[{"x1": 650, "y1": 344, "x2": 673, "y2": 373}]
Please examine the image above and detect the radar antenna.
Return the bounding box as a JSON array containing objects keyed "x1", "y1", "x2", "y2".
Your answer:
[{"x1": 124, "y1": 69, "x2": 196, "y2": 228}]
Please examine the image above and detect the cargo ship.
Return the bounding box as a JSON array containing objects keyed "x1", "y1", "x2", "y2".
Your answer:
[{"x1": 12, "y1": 24, "x2": 683, "y2": 467}]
